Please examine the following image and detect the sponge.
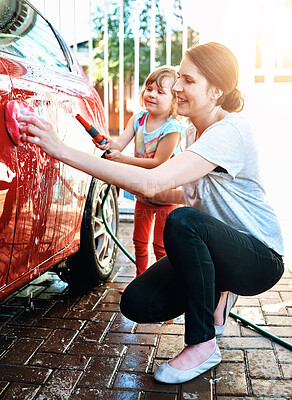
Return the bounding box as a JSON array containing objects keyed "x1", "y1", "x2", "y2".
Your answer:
[{"x1": 4, "y1": 100, "x2": 34, "y2": 146}]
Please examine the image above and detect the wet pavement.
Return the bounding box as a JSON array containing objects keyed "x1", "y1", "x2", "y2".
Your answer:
[{"x1": 0, "y1": 220, "x2": 292, "y2": 399}]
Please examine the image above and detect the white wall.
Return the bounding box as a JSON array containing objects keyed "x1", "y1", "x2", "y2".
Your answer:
[{"x1": 183, "y1": 0, "x2": 292, "y2": 267}]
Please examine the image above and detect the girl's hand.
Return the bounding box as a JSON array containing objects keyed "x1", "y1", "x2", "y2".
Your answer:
[
  {"x1": 17, "y1": 112, "x2": 65, "y2": 158},
  {"x1": 92, "y1": 138, "x2": 111, "y2": 152},
  {"x1": 92, "y1": 132, "x2": 113, "y2": 151},
  {"x1": 105, "y1": 149, "x2": 124, "y2": 162}
]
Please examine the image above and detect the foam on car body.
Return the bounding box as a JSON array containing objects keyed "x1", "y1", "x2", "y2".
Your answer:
[{"x1": 4, "y1": 100, "x2": 34, "y2": 146}]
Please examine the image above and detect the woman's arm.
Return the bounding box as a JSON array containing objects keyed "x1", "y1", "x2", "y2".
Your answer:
[
  {"x1": 147, "y1": 188, "x2": 186, "y2": 205},
  {"x1": 18, "y1": 114, "x2": 216, "y2": 197},
  {"x1": 106, "y1": 131, "x2": 180, "y2": 168}
]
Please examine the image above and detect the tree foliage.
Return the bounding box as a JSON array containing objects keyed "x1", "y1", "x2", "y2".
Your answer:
[{"x1": 92, "y1": 0, "x2": 198, "y2": 86}]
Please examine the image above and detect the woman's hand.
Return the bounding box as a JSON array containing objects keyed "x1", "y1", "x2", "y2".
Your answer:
[{"x1": 17, "y1": 112, "x2": 65, "y2": 159}]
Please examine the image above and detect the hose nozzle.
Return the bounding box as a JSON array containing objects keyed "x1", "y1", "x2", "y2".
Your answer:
[{"x1": 75, "y1": 114, "x2": 110, "y2": 153}]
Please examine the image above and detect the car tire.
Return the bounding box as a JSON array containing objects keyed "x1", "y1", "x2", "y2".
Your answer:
[{"x1": 60, "y1": 178, "x2": 119, "y2": 289}]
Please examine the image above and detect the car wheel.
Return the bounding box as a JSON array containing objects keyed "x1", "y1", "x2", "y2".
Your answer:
[{"x1": 59, "y1": 179, "x2": 119, "y2": 289}]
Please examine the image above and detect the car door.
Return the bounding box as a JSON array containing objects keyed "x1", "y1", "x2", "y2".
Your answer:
[
  {"x1": 0, "y1": 0, "x2": 103, "y2": 285},
  {"x1": 0, "y1": 57, "x2": 17, "y2": 291}
]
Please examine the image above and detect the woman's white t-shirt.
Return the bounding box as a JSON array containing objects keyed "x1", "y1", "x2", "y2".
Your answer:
[{"x1": 182, "y1": 113, "x2": 284, "y2": 255}]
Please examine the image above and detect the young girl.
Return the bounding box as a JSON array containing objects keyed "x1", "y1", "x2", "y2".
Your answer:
[{"x1": 96, "y1": 66, "x2": 184, "y2": 291}]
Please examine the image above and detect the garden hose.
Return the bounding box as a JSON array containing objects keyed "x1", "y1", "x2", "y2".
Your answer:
[
  {"x1": 101, "y1": 184, "x2": 292, "y2": 352},
  {"x1": 230, "y1": 311, "x2": 292, "y2": 351},
  {"x1": 101, "y1": 184, "x2": 135, "y2": 264}
]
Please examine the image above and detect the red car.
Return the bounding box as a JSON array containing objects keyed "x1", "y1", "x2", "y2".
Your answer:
[{"x1": 0, "y1": 0, "x2": 119, "y2": 300}]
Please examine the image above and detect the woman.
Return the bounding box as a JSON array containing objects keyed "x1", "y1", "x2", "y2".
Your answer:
[{"x1": 18, "y1": 42, "x2": 284, "y2": 384}]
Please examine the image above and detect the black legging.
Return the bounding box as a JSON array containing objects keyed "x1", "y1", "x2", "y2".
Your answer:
[{"x1": 120, "y1": 207, "x2": 284, "y2": 345}]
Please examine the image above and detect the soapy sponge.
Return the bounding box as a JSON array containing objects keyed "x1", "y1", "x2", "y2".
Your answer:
[{"x1": 4, "y1": 100, "x2": 34, "y2": 146}]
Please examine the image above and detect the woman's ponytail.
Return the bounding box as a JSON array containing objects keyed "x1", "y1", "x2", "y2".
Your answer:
[{"x1": 219, "y1": 88, "x2": 244, "y2": 112}]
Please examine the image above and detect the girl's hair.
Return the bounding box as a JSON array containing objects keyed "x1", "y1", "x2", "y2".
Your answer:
[
  {"x1": 139, "y1": 66, "x2": 179, "y2": 119},
  {"x1": 185, "y1": 42, "x2": 244, "y2": 112}
]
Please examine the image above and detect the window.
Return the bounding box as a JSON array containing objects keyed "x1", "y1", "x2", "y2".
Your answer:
[
  {"x1": 0, "y1": 0, "x2": 69, "y2": 72},
  {"x1": 254, "y1": 0, "x2": 292, "y2": 83}
]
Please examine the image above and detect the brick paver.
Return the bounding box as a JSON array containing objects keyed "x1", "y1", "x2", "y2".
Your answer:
[{"x1": 0, "y1": 221, "x2": 291, "y2": 399}]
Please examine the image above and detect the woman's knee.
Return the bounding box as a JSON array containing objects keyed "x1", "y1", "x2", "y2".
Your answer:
[
  {"x1": 121, "y1": 256, "x2": 176, "y2": 323},
  {"x1": 164, "y1": 207, "x2": 208, "y2": 242},
  {"x1": 120, "y1": 280, "x2": 148, "y2": 322}
]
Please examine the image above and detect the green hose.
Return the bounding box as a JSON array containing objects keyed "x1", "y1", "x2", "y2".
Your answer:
[
  {"x1": 101, "y1": 184, "x2": 292, "y2": 352},
  {"x1": 230, "y1": 311, "x2": 292, "y2": 351},
  {"x1": 101, "y1": 184, "x2": 135, "y2": 264}
]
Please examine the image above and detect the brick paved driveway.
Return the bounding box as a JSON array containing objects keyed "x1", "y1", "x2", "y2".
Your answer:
[{"x1": 0, "y1": 221, "x2": 291, "y2": 399}]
